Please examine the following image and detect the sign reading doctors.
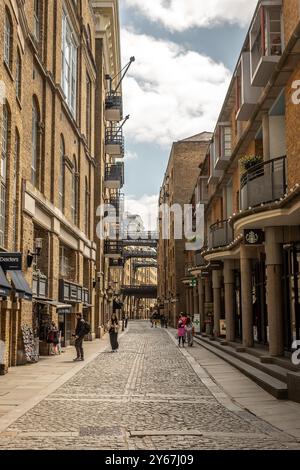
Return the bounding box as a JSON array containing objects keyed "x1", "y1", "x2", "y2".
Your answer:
[{"x1": 0, "y1": 253, "x2": 22, "y2": 271}]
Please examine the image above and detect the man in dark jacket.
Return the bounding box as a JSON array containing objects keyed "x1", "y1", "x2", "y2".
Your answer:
[{"x1": 73, "y1": 313, "x2": 85, "y2": 361}]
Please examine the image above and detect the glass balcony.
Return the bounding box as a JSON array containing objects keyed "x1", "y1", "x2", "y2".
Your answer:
[
  {"x1": 105, "y1": 92, "x2": 123, "y2": 122},
  {"x1": 250, "y1": 3, "x2": 283, "y2": 86},
  {"x1": 104, "y1": 163, "x2": 124, "y2": 189},
  {"x1": 209, "y1": 219, "x2": 233, "y2": 249},
  {"x1": 105, "y1": 125, "x2": 124, "y2": 158},
  {"x1": 240, "y1": 156, "x2": 287, "y2": 211}
]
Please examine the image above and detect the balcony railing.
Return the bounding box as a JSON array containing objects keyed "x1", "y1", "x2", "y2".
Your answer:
[
  {"x1": 109, "y1": 258, "x2": 124, "y2": 269},
  {"x1": 104, "y1": 240, "x2": 123, "y2": 258},
  {"x1": 105, "y1": 193, "x2": 124, "y2": 218},
  {"x1": 105, "y1": 126, "x2": 125, "y2": 158},
  {"x1": 104, "y1": 163, "x2": 124, "y2": 189},
  {"x1": 105, "y1": 92, "x2": 123, "y2": 122},
  {"x1": 209, "y1": 219, "x2": 233, "y2": 249},
  {"x1": 240, "y1": 156, "x2": 287, "y2": 211}
]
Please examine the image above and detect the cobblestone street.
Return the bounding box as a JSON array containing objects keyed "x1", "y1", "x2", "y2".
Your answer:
[{"x1": 0, "y1": 322, "x2": 300, "y2": 450}]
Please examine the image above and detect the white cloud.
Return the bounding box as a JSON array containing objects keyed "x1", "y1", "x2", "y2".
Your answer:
[
  {"x1": 124, "y1": 0, "x2": 257, "y2": 31},
  {"x1": 124, "y1": 194, "x2": 159, "y2": 231},
  {"x1": 124, "y1": 150, "x2": 138, "y2": 161},
  {"x1": 122, "y1": 29, "x2": 231, "y2": 146}
]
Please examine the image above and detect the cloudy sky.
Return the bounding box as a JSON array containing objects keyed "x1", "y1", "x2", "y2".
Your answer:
[{"x1": 120, "y1": 0, "x2": 258, "y2": 228}]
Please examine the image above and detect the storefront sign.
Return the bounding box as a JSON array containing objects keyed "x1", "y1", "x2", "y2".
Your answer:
[
  {"x1": 193, "y1": 314, "x2": 200, "y2": 334},
  {"x1": 244, "y1": 229, "x2": 265, "y2": 246},
  {"x1": 59, "y1": 279, "x2": 89, "y2": 305},
  {"x1": 0, "y1": 252, "x2": 22, "y2": 271}
]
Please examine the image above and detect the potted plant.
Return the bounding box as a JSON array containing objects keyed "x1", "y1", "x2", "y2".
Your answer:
[{"x1": 240, "y1": 155, "x2": 263, "y2": 174}]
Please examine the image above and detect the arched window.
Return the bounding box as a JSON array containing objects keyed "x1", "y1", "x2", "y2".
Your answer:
[
  {"x1": 31, "y1": 98, "x2": 40, "y2": 187},
  {"x1": 59, "y1": 136, "x2": 65, "y2": 212},
  {"x1": 34, "y1": 0, "x2": 41, "y2": 41},
  {"x1": 0, "y1": 102, "x2": 10, "y2": 247},
  {"x1": 16, "y1": 49, "x2": 22, "y2": 100},
  {"x1": 13, "y1": 128, "x2": 20, "y2": 250},
  {"x1": 71, "y1": 157, "x2": 78, "y2": 224},
  {"x1": 84, "y1": 176, "x2": 90, "y2": 236},
  {"x1": 87, "y1": 24, "x2": 92, "y2": 49},
  {"x1": 4, "y1": 8, "x2": 13, "y2": 69}
]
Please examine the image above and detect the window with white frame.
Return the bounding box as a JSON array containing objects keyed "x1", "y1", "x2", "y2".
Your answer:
[
  {"x1": 61, "y1": 10, "x2": 78, "y2": 117},
  {"x1": 31, "y1": 99, "x2": 40, "y2": 186},
  {"x1": 84, "y1": 176, "x2": 90, "y2": 236},
  {"x1": 4, "y1": 9, "x2": 12, "y2": 69},
  {"x1": 0, "y1": 104, "x2": 9, "y2": 247},
  {"x1": 71, "y1": 157, "x2": 78, "y2": 224},
  {"x1": 250, "y1": 4, "x2": 282, "y2": 74},
  {"x1": 34, "y1": 0, "x2": 40, "y2": 41},
  {"x1": 59, "y1": 137, "x2": 65, "y2": 212},
  {"x1": 13, "y1": 129, "x2": 20, "y2": 250}
]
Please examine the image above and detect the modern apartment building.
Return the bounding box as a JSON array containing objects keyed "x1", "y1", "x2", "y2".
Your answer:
[
  {"x1": 181, "y1": 0, "x2": 300, "y2": 400},
  {"x1": 0, "y1": 0, "x2": 123, "y2": 374},
  {"x1": 158, "y1": 133, "x2": 212, "y2": 327}
]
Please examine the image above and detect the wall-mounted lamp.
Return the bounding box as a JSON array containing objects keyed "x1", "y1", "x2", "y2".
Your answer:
[{"x1": 27, "y1": 238, "x2": 43, "y2": 268}]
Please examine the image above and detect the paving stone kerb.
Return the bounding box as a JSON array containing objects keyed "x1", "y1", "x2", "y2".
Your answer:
[{"x1": 0, "y1": 322, "x2": 299, "y2": 450}]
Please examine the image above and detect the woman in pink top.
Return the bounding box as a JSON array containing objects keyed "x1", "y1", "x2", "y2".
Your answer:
[{"x1": 177, "y1": 319, "x2": 186, "y2": 348}]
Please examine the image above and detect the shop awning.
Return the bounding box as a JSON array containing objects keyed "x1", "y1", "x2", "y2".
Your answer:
[
  {"x1": 0, "y1": 266, "x2": 11, "y2": 298},
  {"x1": 83, "y1": 303, "x2": 93, "y2": 308},
  {"x1": 35, "y1": 299, "x2": 72, "y2": 313},
  {"x1": 8, "y1": 270, "x2": 32, "y2": 301}
]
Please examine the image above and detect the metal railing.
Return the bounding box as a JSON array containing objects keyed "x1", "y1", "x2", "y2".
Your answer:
[
  {"x1": 105, "y1": 193, "x2": 124, "y2": 217},
  {"x1": 209, "y1": 218, "x2": 233, "y2": 249},
  {"x1": 104, "y1": 163, "x2": 124, "y2": 187},
  {"x1": 240, "y1": 156, "x2": 287, "y2": 211},
  {"x1": 104, "y1": 240, "x2": 123, "y2": 256},
  {"x1": 105, "y1": 125, "x2": 125, "y2": 156},
  {"x1": 105, "y1": 92, "x2": 123, "y2": 113}
]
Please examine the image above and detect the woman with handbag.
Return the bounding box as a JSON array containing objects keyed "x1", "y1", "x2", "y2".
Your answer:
[{"x1": 108, "y1": 313, "x2": 119, "y2": 352}]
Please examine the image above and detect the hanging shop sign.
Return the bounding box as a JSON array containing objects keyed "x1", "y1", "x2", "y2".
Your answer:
[
  {"x1": 0, "y1": 252, "x2": 22, "y2": 271},
  {"x1": 59, "y1": 279, "x2": 89, "y2": 304},
  {"x1": 244, "y1": 229, "x2": 265, "y2": 246}
]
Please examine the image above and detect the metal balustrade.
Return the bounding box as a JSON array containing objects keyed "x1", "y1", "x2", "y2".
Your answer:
[
  {"x1": 240, "y1": 156, "x2": 287, "y2": 211},
  {"x1": 209, "y1": 219, "x2": 233, "y2": 249}
]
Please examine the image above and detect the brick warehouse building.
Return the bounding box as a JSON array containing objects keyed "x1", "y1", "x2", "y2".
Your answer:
[
  {"x1": 158, "y1": 133, "x2": 212, "y2": 327},
  {"x1": 172, "y1": 0, "x2": 300, "y2": 400},
  {"x1": 0, "y1": 0, "x2": 124, "y2": 374}
]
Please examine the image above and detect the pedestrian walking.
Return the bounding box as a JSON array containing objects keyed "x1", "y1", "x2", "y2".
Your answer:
[
  {"x1": 108, "y1": 313, "x2": 120, "y2": 352},
  {"x1": 177, "y1": 319, "x2": 186, "y2": 348},
  {"x1": 185, "y1": 317, "x2": 194, "y2": 347},
  {"x1": 165, "y1": 316, "x2": 168, "y2": 329},
  {"x1": 125, "y1": 314, "x2": 129, "y2": 328},
  {"x1": 160, "y1": 314, "x2": 165, "y2": 328},
  {"x1": 47, "y1": 321, "x2": 59, "y2": 355},
  {"x1": 73, "y1": 313, "x2": 90, "y2": 361}
]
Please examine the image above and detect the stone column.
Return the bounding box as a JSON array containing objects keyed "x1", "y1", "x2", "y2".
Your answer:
[
  {"x1": 265, "y1": 227, "x2": 284, "y2": 357},
  {"x1": 212, "y1": 269, "x2": 222, "y2": 337},
  {"x1": 198, "y1": 277, "x2": 205, "y2": 332},
  {"x1": 204, "y1": 276, "x2": 213, "y2": 334},
  {"x1": 262, "y1": 112, "x2": 270, "y2": 161},
  {"x1": 185, "y1": 287, "x2": 189, "y2": 314},
  {"x1": 224, "y1": 260, "x2": 235, "y2": 342},
  {"x1": 204, "y1": 277, "x2": 213, "y2": 303},
  {"x1": 240, "y1": 246, "x2": 253, "y2": 347},
  {"x1": 193, "y1": 286, "x2": 199, "y2": 315},
  {"x1": 189, "y1": 288, "x2": 193, "y2": 315}
]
